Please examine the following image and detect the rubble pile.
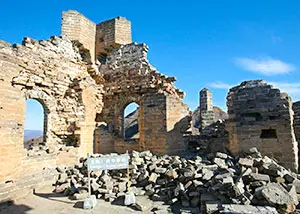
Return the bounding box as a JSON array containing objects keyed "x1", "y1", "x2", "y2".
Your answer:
[{"x1": 54, "y1": 148, "x2": 300, "y2": 213}]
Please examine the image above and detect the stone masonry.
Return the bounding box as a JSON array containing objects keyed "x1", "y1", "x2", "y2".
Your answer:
[
  {"x1": 1, "y1": 9, "x2": 300, "y2": 205},
  {"x1": 61, "y1": 10, "x2": 96, "y2": 61},
  {"x1": 0, "y1": 10, "x2": 191, "y2": 202},
  {"x1": 226, "y1": 80, "x2": 298, "y2": 172},
  {"x1": 0, "y1": 36, "x2": 103, "y2": 201},
  {"x1": 293, "y1": 101, "x2": 300, "y2": 143},
  {"x1": 96, "y1": 43, "x2": 191, "y2": 155},
  {"x1": 96, "y1": 16, "x2": 132, "y2": 61},
  {"x1": 199, "y1": 88, "x2": 215, "y2": 130}
]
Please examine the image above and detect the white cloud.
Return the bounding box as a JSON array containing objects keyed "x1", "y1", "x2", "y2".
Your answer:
[
  {"x1": 208, "y1": 81, "x2": 232, "y2": 89},
  {"x1": 234, "y1": 57, "x2": 295, "y2": 76},
  {"x1": 270, "y1": 82, "x2": 300, "y2": 102}
]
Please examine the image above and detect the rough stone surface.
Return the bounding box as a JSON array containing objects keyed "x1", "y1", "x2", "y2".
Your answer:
[
  {"x1": 83, "y1": 195, "x2": 97, "y2": 209},
  {"x1": 0, "y1": 11, "x2": 191, "y2": 202},
  {"x1": 53, "y1": 149, "x2": 299, "y2": 213},
  {"x1": 261, "y1": 183, "x2": 294, "y2": 206},
  {"x1": 226, "y1": 80, "x2": 298, "y2": 172}
]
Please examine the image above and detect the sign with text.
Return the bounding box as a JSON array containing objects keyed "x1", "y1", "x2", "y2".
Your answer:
[{"x1": 87, "y1": 154, "x2": 129, "y2": 171}]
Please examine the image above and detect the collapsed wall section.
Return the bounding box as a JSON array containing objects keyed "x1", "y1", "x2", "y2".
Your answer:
[
  {"x1": 226, "y1": 80, "x2": 298, "y2": 172},
  {"x1": 293, "y1": 101, "x2": 300, "y2": 143},
  {"x1": 95, "y1": 43, "x2": 190, "y2": 155}
]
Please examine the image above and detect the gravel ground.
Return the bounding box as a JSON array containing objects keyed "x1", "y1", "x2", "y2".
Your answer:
[{"x1": 0, "y1": 186, "x2": 172, "y2": 214}]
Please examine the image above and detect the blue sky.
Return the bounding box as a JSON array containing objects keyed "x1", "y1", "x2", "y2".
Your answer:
[
  {"x1": 25, "y1": 99, "x2": 44, "y2": 131},
  {"x1": 1, "y1": 0, "x2": 300, "y2": 130}
]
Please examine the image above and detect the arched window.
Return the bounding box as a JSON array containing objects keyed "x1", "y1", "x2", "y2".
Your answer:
[
  {"x1": 24, "y1": 99, "x2": 46, "y2": 149},
  {"x1": 123, "y1": 102, "x2": 139, "y2": 140}
]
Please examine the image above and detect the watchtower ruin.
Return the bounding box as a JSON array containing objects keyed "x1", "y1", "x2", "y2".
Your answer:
[
  {"x1": 226, "y1": 80, "x2": 298, "y2": 171},
  {"x1": 199, "y1": 88, "x2": 215, "y2": 130}
]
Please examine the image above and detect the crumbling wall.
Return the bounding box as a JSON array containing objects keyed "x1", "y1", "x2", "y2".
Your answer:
[
  {"x1": 199, "y1": 88, "x2": 215, "y2": 130},
  {"x1": 166, "y1": 96, "x2": 191, "y2": 154},
  {"x1": 226, "y1": 80, "x2": 298, "y2": 171},
  {"x1": 96, "y1": 17, "x2": 131, "y2": 59},
  {"x1": 95, "y1": 43, "x2": 190, "y2": 155},
  {"x1": 293, "y1": 101, "x2": 300, "y2": 143},
  {"x1": 61, "y1": 10, "x2": 96, "y2": 60},
  {"x1": 0, "y1": 36, "x2": 103, "y2": 201}
]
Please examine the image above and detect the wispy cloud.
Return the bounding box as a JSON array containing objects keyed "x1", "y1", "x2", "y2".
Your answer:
[
  {"x1": 208, "y1": 81, "x2": 233, "y2": 89},
  {"x1": 234, "y1": 57, "x2": 295, "y2": 76},
  {"x1": 271, "y1": 36, "x2": 281, "y2": 43}
]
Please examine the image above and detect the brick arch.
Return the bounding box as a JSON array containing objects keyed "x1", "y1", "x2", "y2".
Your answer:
[
  {"x1": 23, "y1": 89, "x2": 56, "y2": 147},
  {"x1": 116, "y1": 94, "x2": 143, "y2": 139},
  {"x1": 24, "y1": 89, "x2": 56, "y2": 113},
  {"x1": 122, "y1": 101, "x2": 140, "y2": 139}
]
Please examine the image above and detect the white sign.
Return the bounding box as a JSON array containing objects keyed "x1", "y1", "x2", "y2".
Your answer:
[{"x1": 87, "y1": 154, "x2": 129, "y2": 171}]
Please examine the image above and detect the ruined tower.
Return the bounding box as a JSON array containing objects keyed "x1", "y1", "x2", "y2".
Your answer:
[
  {"x1": 226, "y1": 80, "x2": 298, "y2": 172},
  {"x1": 95, "y1": 17, "x2": 132, "y2": 62},
  {"x1": 293, "y1": 101, "x2": 300, "y2": 143},
  {"x1": 199, "y1": 88, "x2": 215, "y2": 130},
  {"x1": 61, "y1": 10, "x2": 132, "y2": 63}
]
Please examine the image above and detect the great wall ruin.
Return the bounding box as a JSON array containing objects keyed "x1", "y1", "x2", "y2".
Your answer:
[{"x1": 0, "y1": 10, "x2": 300, "y2": 213}]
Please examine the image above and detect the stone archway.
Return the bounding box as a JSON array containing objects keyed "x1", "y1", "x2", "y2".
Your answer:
[
  {"x1": 23, "y1": 89, "x2": 56, "y2": 148},
  {"x1": 123, "y1": 102, "x2": 140, "y2": 140}
]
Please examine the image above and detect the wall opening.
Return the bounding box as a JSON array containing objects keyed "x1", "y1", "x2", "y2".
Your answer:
[
  {"x1": 260, "y1": 129, "x2": 277, "y2": 139},
  {"x1": 24, "y1": 99, "x2": 46, "y2": 149},
  {"x1": 123, "y1": 102, "x2": 139, "y2": 140}
]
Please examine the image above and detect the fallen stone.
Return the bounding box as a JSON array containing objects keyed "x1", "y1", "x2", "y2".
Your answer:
[
  {"x1": 134, "y1": 196, "x2": 153, "y2": 211},
  {"x1": 239, "y1": 158, "x2": 254, "y2": 167},
  {"x1": 83, "y1": 195, "x2": 97, "y2": 209},
  {"x1": 148, "y1": 173, "x2": 158, "y2": 183},
  {"x1": 124, "y1": 192, "x2": 136, "y2": 206},
  {"x1": 215, "y1": 152, "x2": 228, "y2": 159},
  {"x1": 261, "y1": 183, "x2": 294, "y2": 206},
  {"x1": 248, "y1": 173, "x2": 270, "y2": 183},
  {"x1": 222, "y1": 204, "x2": 278, "y2": 214},
  {"x1": 155, "y1": 167, "x2": 167, "y2": 174},
  {"x1": 202, "y1": 169, "x2": 214, "y2": 180}
]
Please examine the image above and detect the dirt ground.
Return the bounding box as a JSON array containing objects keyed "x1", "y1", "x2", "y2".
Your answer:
[{"x1": 0, "y1": 186, "x2": 174, "y2": 214}]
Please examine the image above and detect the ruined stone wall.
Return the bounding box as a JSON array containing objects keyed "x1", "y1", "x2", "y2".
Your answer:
[
  {"x1": 226, "y1": 80, "x2": 298, "y2": 171},
  {"x1": 94, "y1": 123, "x2": 115, "y2": 154},
  {"x1": 95, "y1": 17, "x2": 131, "y2": 57},
  {"x1": 293, "y1": 101, "x2": 300, "y2": 143},
  {"x1": 199, "y1": 88, "x2": 215, "y2": 130},
  {"x1": 95, "y1": 43, "x2": 190, "y2": 155},
  {"x1": 166, "y1": 96, "x2": 191, "y2": 154},
  {"x1": 61, "y1": 10, "x2": 96, "y2": 60},
  {"x1": 0, "y1": 36, "x2": 103, "y2": 201}
]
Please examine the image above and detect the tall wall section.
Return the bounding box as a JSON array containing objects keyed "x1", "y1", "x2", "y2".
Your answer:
[
  {"x1": 96, "y1": 17, "x2": 132, "y2": 58},
  {"x1": 226, "y1": 80, "x2": 298, "y2": 172},
  {"x1": 61, "y1": 10, "x2": 96, "y2": 61},
  {"x1": 199, "y1": 88, "x2": 215, "y2": 130},
  {"x1": 0, "y1": 36, "x2": 103, "y2": 202},
  {"x1": 293, "y1": 101, "x2": 300, "y2": 143}
]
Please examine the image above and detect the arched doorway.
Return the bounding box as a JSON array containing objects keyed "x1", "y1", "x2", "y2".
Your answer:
[
  {"x1": 123, "y1": 102, "x2": 139, "y2": 140},
  {"x1": 24, "y1": 99, "x2": 46, "y2": 149}
]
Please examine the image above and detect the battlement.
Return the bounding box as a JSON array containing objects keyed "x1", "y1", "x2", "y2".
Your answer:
[
  {"x1": 61, "y1": 10, "x2": 132, "y2": 62},
  {"x1": 96, "y1": 16, "x2": 132, "y2": 59},
  {"x1": 61, "y1": 10, "x2": 96, "y2": 60}
]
